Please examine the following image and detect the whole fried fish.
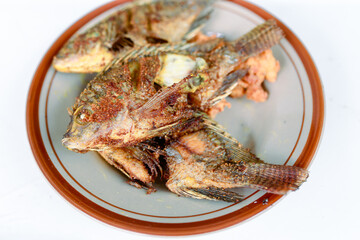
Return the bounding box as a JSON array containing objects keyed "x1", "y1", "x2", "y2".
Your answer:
[
  {"x1": 163, "y1": 117, "x2": 308, "y2": 202},
  {"x1": 53, "y1": 0, "x2": 215, "y2": 73}
]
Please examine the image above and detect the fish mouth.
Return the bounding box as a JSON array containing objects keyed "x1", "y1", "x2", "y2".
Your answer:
[
  {"x1": 62, "y1": 137, "x2": 79, "y2": 151},
  {"x1": 62, "y1": 137, "x2": 90, "y2": 153}
]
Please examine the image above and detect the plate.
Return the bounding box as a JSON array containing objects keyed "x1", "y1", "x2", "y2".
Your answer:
[{"x1": 26, "y1": 0, "x2": 324, "y2": 236}]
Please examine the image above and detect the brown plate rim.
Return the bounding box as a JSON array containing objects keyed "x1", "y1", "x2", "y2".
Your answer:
[{"x1": 26, "y1": 0, "x2": 324, "y2": 236}]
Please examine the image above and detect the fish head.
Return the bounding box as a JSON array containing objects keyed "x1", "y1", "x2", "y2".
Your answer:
[
  {"x1": 62, "y1": 103, "x2": 134, "y2": 151},
  {"x1": 61, "y1": 65, "x2": 132, "y2": 151},
  {"x1": 61, "y1": 107, "x2": 102, "y2": 152},
  {"x1": 61, "y1": 60, "x2": 158, "y2": 151}
]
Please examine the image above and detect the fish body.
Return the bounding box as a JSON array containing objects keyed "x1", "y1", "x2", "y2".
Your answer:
[
  {"x1": 164, "y1": 118, "x2": 308, "y2": 202},
  {"x1": 53, "y1": 0, "x2": 215, "y2": 73}
]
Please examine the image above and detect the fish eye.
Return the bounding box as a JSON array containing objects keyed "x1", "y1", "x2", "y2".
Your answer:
[
  {"x1": 188, "y1": 75, "x2": 204, "y2": 89},
  {"x1": 73, "y1": 106, "x2": 93, "y2": 125}
]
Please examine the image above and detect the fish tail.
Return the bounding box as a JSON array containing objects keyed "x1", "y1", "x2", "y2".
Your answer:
[
  {"x1": 244, "y1": 163, "x2": 309, "y2": 194},
  {"x1": 232, "y1": 19, "x2": 284, "y2": 58}
]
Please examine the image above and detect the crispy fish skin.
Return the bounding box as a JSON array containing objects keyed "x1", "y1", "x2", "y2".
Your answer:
[
  {"x1": 53, "y1": 0, "x2": 215, "y2": 73},
  {"x1": 163, "y1": 117, "x2": 308, "y2": 202}
]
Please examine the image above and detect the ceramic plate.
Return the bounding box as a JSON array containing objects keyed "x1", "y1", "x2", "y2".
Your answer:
[{"x1": 26, "y1": 0, "x2": 324, "y2": 236}]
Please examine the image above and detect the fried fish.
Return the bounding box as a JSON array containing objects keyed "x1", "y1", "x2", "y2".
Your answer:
[
  {"x1": 53, "y1": 0, "x2": 215, "y2": 73},
  {"x1": 164, "y1": 117, "x2": 308, "y2": 202}
]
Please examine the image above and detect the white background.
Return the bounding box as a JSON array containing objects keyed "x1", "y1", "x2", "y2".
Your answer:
[{"x1": 1, "y1": 0, "x2": 359, "y2": 239}]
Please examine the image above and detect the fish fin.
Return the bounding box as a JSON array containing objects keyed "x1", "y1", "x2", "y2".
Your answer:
[
  {"x1": 113, "y1": 35, "x2": 226, "y2": 66},
  {"x1": 128, "y1": 146, "x2": 161, "y2": 179},
  {"x1": 208, "y1": 69, "x2": 248, "y2": 106},
  {"x1": 245, "y1": 163, "x2": 309, "y2": 194},
  {"x1": 202, "y1": 116, "x2": 264, "y2": 164},
  {"x1": 98, "y1": 148, "x2": 158, "y2": 182},
  {"x1": 233, "y1": 19, "x2": 284, "y2": 58},
  {"x1": 177, "y1": 187, "x2": 243, "y2": 202},
  {"x1": 134, "y1": 73, "x2": 206, "y2": 115},
  {"x1": 128, "y1": 179, "x2": 157, "y2": 194},
  {"x1": 112, "y1": 36, "x2": 224, "y2": 66},
  {"x1": 146, "y1": 116, "x2": 204, "y2": 139},
  {"x1": 113, "y1": 42, "x2": 198, "y2": 65},
  {"x1": 134, "y1": 84, "x2": 181, "y2": 115},
  {"x1": 98, "y1": 151, "x2": 132, "y2": 179}
]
